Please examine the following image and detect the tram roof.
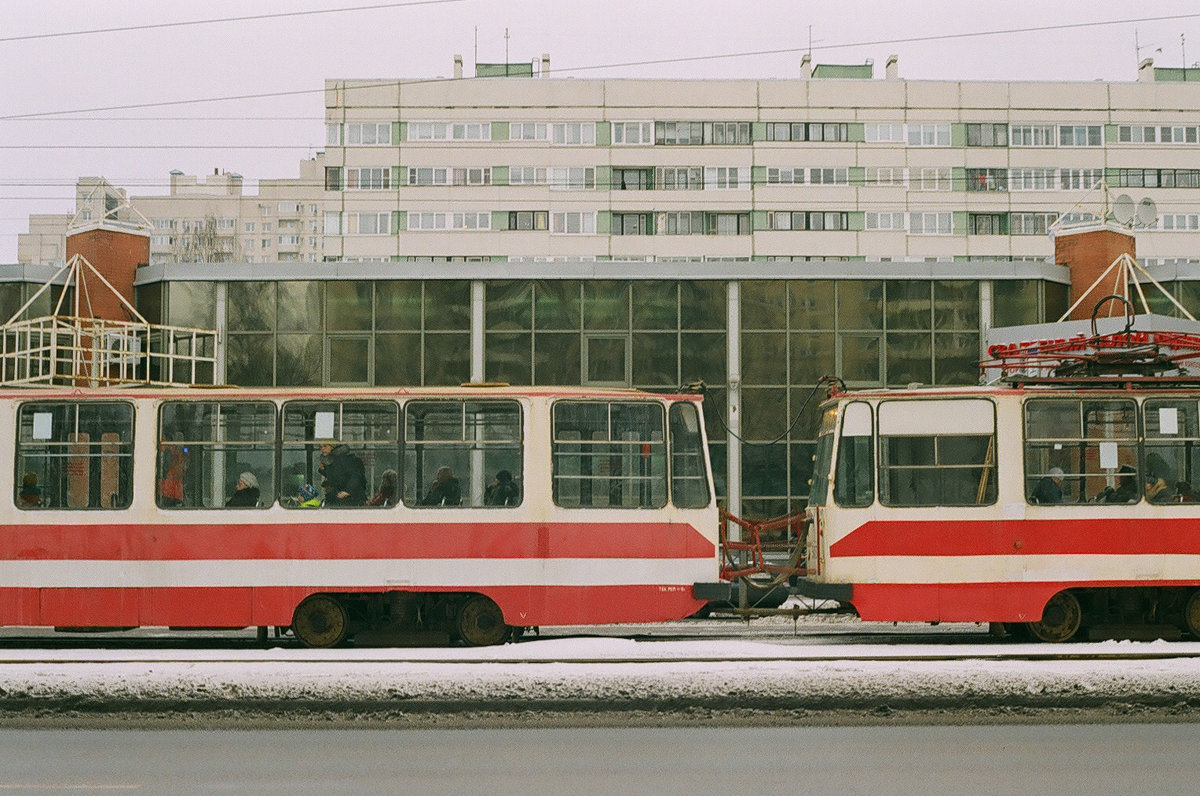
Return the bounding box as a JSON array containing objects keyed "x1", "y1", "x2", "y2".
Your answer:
[{"x1": 0, "y1": 383, "x2": 704, "y2": 402}]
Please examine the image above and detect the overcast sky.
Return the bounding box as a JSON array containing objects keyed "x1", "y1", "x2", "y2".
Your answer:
[{"x1": 3, "y1": 0, "x2": 1200, "y2": 262}]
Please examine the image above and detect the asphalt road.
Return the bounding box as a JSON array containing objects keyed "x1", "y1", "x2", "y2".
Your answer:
[{"x1": 3, "y1": 725, "x2": 1199, "y2": 795}]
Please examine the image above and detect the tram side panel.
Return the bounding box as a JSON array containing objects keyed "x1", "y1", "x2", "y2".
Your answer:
[
  {"x1": 802, "y1": 390, "x2": 1200, "y2": 625},
  {"x1": 0, "y1": 390, "x2": 720, "y2": 633}
]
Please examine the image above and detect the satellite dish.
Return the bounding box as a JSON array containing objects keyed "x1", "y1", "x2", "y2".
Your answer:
[
  {"x1": 1112, "y1": 194, "x2": 1135, "y2": 225},
  {"x1": 1136, "y1": 197, "x2": 1158, "y2": 228}
]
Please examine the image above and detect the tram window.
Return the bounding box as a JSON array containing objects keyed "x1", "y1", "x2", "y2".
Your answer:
[
  {"x1": 403, "y1": 400, "x2": 522, "y2": 508},
  {"x1": 808, "y1": 406, "x2": 838, "y2": 507},
  {"x1": 1143, "y1": 400, "x2": 1200, "y2": 503},
  {"x1": 834, "y1": 402, "x2": 874, "y2": 508},
  {"x1": 282, "y1": 401, "x2": 399, "y2": 508},
  {"x1": 1024, "y1": 399, "x2": 1140, "y2": 504},
  {"x1": 877, "y1": 399, "x2": 996, "y2": 507},
  {"x1": 158, "y1": 401, "x2": 275, "y2": 509},
  {"x1": 16, "y1": 402, "x2": 134, "y2": 510},
  {"x1": 669, "y1": 402, "x2": 710, "y2": 508},
  {"x1": 553, "y1": 401, "x2": 667, "y2": 509}
]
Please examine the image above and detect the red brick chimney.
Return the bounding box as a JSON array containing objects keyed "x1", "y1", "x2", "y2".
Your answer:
[
  {"x1": 64, "y1": 226, "x2": 149, "y2": 322},
  {"x1": 1052, "y1": 227, "x2": 1136, "y2": 321}
]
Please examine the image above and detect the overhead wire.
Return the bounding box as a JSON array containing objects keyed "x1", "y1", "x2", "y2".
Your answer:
[
  {"x1": 3, "y1": 12, "x2": 1200, "y2": 121},
  {"x1": 0, "y1": 0, "x2": 466, "y2": 44}
]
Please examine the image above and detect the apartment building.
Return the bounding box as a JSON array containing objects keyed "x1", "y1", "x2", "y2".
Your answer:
[
  {"x1": 17, "y1": 157, "x2": 327, "y2": 267},
  {"x1": 319, "y1": 55, "x2": 1200, "y2": 266}
]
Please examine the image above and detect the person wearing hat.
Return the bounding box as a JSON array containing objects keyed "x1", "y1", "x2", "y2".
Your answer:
[
  {"x1": 1030, "y1": 466, "x2": 1064, "y2": 504},
  {"x1": 319, "y1": 440, "x2": 366, "y2": 506},
  {"x1": 225, "y1": 471, "x2": 261, "y2": 508},
  {"x1": 422, "y1": 466, "x2": 462, "y2": 506},
  {"x1": 298, "y1": 483, "x2": 322, "y2": 508}
]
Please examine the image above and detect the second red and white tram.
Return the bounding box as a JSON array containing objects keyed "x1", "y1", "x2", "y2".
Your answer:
[
  {"x1": 0, "y1": 385, "x2": 725, "y2": 646},
  {"x1": 796, "y1": 378, "x2": 1200, "y2": 641}
]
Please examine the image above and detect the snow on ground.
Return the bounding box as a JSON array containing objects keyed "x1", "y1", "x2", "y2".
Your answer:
[{"x1": 2, "y1": 620, "x2": 1200, "y2": 722}]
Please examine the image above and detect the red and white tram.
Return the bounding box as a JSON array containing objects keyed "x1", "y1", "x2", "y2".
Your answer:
[
  {"x1": 0, "y1": 385, "x2": 725, "y2": 646},
  {"x1": 796, "y1": 375, "x2": 1200, "y2": 642}
]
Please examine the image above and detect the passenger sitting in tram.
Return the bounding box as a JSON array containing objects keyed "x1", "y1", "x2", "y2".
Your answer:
[
  {"x1": 1096, "y1": 464, "x2": 1139, "y2": 503},
  {"x1": 484, "y1": 469, "x2": 519, "y2": 506},
  {"x1": 1030, "y1": 467, "x2": 1064, "y2": 504},
  {"x1": 1144, "y1": 452, "x2": 1175, "y2": 503},
  {"x1": 18, "y1": 472, "x2": 41, "y2": 508},
  {"x1": 422, "y1": 466, "x2": 462, "y2": 506},
  {"x1": 225, "y1": 471, "x2": 261, "y2": 508},
  {"x1": 298, "y1": 483, "x2": 322, "y2": 508},
  {"x1": 367, "y1": 469, "x2": 398, "y2": 507}
]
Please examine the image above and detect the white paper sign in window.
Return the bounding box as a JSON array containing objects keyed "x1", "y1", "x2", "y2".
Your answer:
[
  {"x1": 32, "y1": 412, "x2": 53, "y2": 440},
  {"x1": 314, "y1": 411, "x2": 336, "y2": 440},
  {"x1": 1160, "y1": 407, "x2": 1180, "y2": 435},
  {"x1": 1099, "y1": 441, "x2": 1119, "y2": 470}
]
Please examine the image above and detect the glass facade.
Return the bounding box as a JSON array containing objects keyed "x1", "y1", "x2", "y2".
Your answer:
[{"x1": 143, "y1": 272, "x2": 1066, "y2": 513}]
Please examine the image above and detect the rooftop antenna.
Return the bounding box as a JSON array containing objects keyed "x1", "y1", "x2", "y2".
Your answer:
[
  {"x1": 474, "y1": 25, "x2": 478, "y2": 70},
  {"x1": 505, "y1": 27, "x2": 510, "y2": 68}
]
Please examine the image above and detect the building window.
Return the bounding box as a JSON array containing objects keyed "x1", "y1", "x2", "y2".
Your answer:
[
  {"x1": 655, "y1": 121, "x2": 750, "y2": 145},
  {"x1": 409, "y1": 122, "x2": 490, "y2": 141},
  {"x1": 909, "y1": 212, "x2": 952, "y2": 235},
  {"x1": 766, "y1": 122, "x2": 848, "y2": 142},
  {"x1": 612, "y1": 213, "x2": 652, "y2": 235},
  {"x1": 704, "y1": 166, "x2": 749, "y2": 189},
  {"x1": 865, "y1": 167, "x2": 906, "y2": 186},
  {"x1": 865, "y1": 212, "x2": 906, "y2": 230},
  {"x1": 508, "y1": 210, "x2": 549, "y2": 231},
  {"x1": 654, "y1": 166, "x2": 703, "y2": 190},
  {"x1": 509, "y1": 166, "x2": 548, "y2": 185},
  {"x1": 323, "y1": 212, "x2": 341, "y2": 235},
  {"x1": 864, "y1": 123, "x2": 905, "y2": 143},
  {"x1": 409, "y1": 167, "x2": 449, "y2": 186},
  {"x1": 916, "y1": 168, "x2": 951, "y2": 191},
  {"x1": 551, "y1": 123, "x2": 595, "y2": 145},
  {"x1": 277, "y1": 202, "x2": 301, "y2": 214},
  {"x1": 347, "y1": 213, "x2": 390, "y2": 235},
  {"x1": 656, "y1": 211, "x2": 706, "y2": 235},
  {"x1": 326, "y1": 123, "x2": 342, "y2": 146},
  {"x1": 1011, "y1": 212, "x2": 1058, "y2": 235},
  {"x1": 1058, "y1": 125, "x2": 1103, "y2": 147},
  {"x1": 1009, "y1": 168, "x2": 1056, "y2": 191},
  {"x1": 1160, "y1": 214, "x2": 1200, "y2": 230},
  {"x1": 345, "y1": 167, "x2": 390, "y2": 190},
  {"x1": 1117, "y1": 125, "x2": 1157, "y2": 143},
  {"x1": 766, "y1": 167, "x2": 804, "y2": 185},
  {"x1": 550, "y1": 167, "x2": 595, "y2": 190},
  {"x1": 1160, "y1": 125, "x2": 1200, "y2": 144},
  {"x1": 613, "y1": 168, "x2": 653, "y2": 190},
  {"x1": 278, "y1": 235, "x2": 302, "y2": 245},
  {"x1": 907, "y1": 124, "x2": 950, "y2": 146},
  {"x1": 551, "y1": 212, "x2": 595, "y2": 234},
  {"x1": 408, "y1": 212, "x2": 491, "y2": 231},
  {"x1": 510, "y1": 122, "x2": 547, "y2": 141},
  {"x1": 612, "y1": 121, "x2": 653, "y2": 145},
  {"x1": 968, "y1": 213, "x2": 1005, "y2": 235},
  {"x1": 965, "y1": 123, "x2": 1008, "y2": 146},
  {"x1": 1060, "y1": 168, "x2": 1103, "y2": 191},
  {"x1": 966, "y1": 168, "x2": 1008, "y2": 192},
  {"x1": 708, "y1": 213, "x2": 751, "y2": 235},
  {"x1": 1010, "y1": 124, "x2": 1056, "y2": 147},
  {"x1": 1117, "y1": 168, "x2": 1200, "y2": 188},
  {"x1": 768, "y1": 211, "x2": 849, "y2": 231},
  {"x1": 345, "y1": 122, "x2": 391, "y2": 145}
]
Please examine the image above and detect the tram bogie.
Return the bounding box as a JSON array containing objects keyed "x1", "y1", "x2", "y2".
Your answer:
[{"x1": 0, "y1": 385, "x2": 726, "y2": 647}]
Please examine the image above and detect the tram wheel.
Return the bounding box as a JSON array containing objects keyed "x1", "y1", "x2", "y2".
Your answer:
[
  {"x1": 1182, "y1": 591, "x2": 1200, "y2": 640},
  {"x1": 291, "y1": 595, "x2": 349, "y2": 648},
  {"x1": 1027, "y1": 591, "x2": 1083, "y2": 643},
  {"x1": 456, "y1": 595, "x2": 509, "y2": 647}
]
